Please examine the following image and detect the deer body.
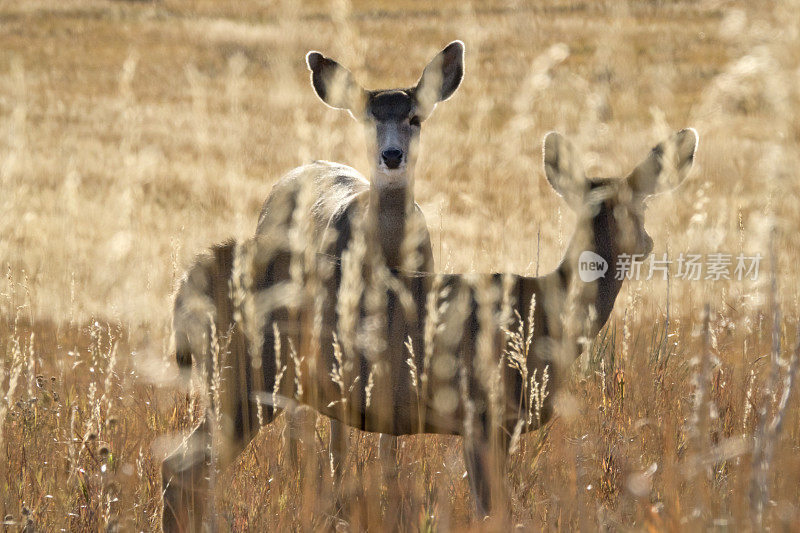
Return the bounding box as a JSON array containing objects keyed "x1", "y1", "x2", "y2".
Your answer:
[{"x1": 272, "y1": 188, "x2": 631, "y2": 439}]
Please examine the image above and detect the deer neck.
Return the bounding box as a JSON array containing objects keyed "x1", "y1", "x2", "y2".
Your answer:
[
  {"x1": 367, "y1": 170, "x2": 413, "y2": 270},
  {"x1": 553, "y1": 201, "x2": 624, "y2": 338}
]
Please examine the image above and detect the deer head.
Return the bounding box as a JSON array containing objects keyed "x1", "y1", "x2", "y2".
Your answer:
[
  {"x1": 305, "y1": 41, "x2": 465, "y2": 188},
  {"x1": 543, "y1": 128, "x2": 698, "y2": 259}
]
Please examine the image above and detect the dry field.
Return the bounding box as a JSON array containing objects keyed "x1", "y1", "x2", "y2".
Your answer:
[{"x1": 1, "y1": 0, "x2": 800, "y2": 530}]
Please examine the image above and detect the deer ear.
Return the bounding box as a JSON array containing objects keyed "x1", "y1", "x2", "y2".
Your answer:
[
  {"x1": 414, "y1": 40, "x2": 465, "y2": 119},
  {"x1": 306, "y1": 51, "x2": 367, "y2": 115},
  {"x1": 543, "y1": 131, "x2": 586, "y2": 207},
  {"x1": 627, "y1": 128, "x2": 698, "y2": 197}
]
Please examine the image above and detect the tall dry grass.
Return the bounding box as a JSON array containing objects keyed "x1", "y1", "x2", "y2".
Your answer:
[{"x1": 1, "y1": 0, "x2": 799, "y2": 530}]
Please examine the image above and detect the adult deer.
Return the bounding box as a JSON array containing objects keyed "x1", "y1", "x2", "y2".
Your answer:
[
  {"x1": 162, "y1": 42, "x2": 465, "y2": 531},
  {"x1": 163, "y1": 128, "x2": 697, "y2": 522},
  {"x1": 418, "y1": 127, "x2": 699, "y2": 515}
]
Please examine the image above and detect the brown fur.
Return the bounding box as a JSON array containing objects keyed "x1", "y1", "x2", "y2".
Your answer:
[{"x1": 163, "y1": 129, "x2": 698, "y2": 522}]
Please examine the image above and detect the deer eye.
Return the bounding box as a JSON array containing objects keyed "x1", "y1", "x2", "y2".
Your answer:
[{"x1": 409, "y1": 116, "x2": 421, "y2": 127}]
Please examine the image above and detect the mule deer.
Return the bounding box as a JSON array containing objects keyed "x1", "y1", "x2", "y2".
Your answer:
[
  {"x1": 163, "y1": 128, "x2": 697, "y2": 522},
  {"x1": 162, "y1": 42, "x2": 464, "y2": 531}
]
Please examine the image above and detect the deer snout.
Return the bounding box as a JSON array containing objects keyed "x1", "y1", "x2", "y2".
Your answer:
[
  {"x1": 175, "y1": 345, "x2": 193, "y2": 368},
  {"x1": 381, "y1": 148, "x2": 404, "y2": 169},
  {"x1": 173, "y1": 331, "x2": 194, "y2": 368}
]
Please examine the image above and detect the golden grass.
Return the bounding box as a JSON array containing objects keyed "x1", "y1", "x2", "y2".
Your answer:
[{"x1": 1, "y1": 0, "x2": 799, "y2": 530}]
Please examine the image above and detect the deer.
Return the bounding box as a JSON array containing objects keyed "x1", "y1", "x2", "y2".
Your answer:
[
  {"x1": 161, "y1": 41, "x2": 465, "y2": 531},
  {"x1": 163, "y1": 127, "x2": 698, "y2": 523},
  {"x1": 408, "y1": 127, "x2": 699, "y2": 515}
]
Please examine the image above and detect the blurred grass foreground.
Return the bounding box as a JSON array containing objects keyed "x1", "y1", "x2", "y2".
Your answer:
[{"x1": 1, "y1": 0, "x2": 800, "y2": 530}]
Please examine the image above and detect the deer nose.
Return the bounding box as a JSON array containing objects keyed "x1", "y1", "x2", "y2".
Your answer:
[{"x1": 381, "y1": 149, "x2": 404, "y2": 169}]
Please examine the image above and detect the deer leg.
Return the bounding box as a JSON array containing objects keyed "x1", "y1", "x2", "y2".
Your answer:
[
  {"x1": 162, "y1": 408, "x2": 260, "y2": 533},
  {"x1": 463, "y1": 432, "x2": 491, "y2": 518},
  {"x1": 162, "y1": 419, "x2": 212, "y2": 533},
  {"x1": 378, "y1": 434, "x2": 398, "y2": 480},
  {"x1": 163, "y1": 348, "x2": 264, "y2": 532},
  {"x1": 379, "y1": 434, "x2": 401, "y2": 522},
  {"x1": 282, "y1": 405, "x2": 300, "y2": 472},
  {"x1": 282, "y1": 403, "x2": 316, "y2": 474},
  {"x1": 463, "y1": 428, "x2": 510, "y2": 519},
  {"x1": 327, "y1": 418, "x2": 350, "y2": 518},
  {"x1": 491, "y1": 430, "x2": 510, "y2": 518},
  {"x1": 329, "y1": 419, "x2": 347, "y2": 483}
]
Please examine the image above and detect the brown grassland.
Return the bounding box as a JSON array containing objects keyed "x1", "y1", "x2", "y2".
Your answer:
[{"x1": 1, "y1": 0, "x2": 800, "y2": 530}]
